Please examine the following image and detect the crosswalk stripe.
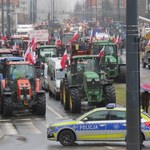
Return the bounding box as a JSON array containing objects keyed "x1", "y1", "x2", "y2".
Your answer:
[{"x1": 3, "y1": 122, "x2": 18, "y2": 135}]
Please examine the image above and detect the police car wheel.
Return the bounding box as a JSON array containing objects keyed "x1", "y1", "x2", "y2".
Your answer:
[{"x1": 58, "y1": 130, "x2": 75, "y2": 146}]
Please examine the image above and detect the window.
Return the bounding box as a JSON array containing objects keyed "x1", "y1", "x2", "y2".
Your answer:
[
  {"x1": 109, "y1": 111, "x2": 126, "y2": 120},
  {"x1": 85, "y1": 110, "x2": 108, "y2": 121}
]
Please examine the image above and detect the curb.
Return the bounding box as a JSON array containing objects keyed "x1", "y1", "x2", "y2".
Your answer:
[{"x1": 0, "y1": 124, "x2": 5, "y2": 140}]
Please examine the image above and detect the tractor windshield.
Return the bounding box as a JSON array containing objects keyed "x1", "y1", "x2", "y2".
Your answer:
[
  {"x1": 9, "y1": 64, "x2": 35, "y2": 80},
  {"x1": 76, "y1": 57, "x2": 99, "y2": 73}
]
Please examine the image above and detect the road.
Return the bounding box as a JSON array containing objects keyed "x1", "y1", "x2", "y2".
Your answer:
[{"x1": 1, "y1": 56, "x2": 150, "y2": 150}]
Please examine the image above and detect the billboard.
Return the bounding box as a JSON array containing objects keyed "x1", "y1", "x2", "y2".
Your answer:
[{"x1": 0, "y1": 0, "x2": 19, "y2": 6}]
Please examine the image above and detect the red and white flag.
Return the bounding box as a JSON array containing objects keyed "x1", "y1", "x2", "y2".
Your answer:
[
  {"x1": 24, "y1": 45, "x2": 36, "y2": 64},
  {"x1": 98, "y1": 46, "x2": 105, "y2": 58},
  {"x1": 70, "y1": 31, "x2": 79, "y2": 43},
  {"x1": 147, "y1": 40, "x2": 150, "y2": 46},
  {"x1": 60, "y1": 50, "x2": 68, "y2": 69}
]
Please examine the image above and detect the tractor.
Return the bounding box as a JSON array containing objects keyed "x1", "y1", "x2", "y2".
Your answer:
[
  {"x1": 92, "y1": 40, "x2": 126, "y2": 83},
  {"x1": 60, "y1": 43, "x2": 116, "y2": 113},
  {"x1": 0, "y1": 61, "x2": 46, "y2": 117}
]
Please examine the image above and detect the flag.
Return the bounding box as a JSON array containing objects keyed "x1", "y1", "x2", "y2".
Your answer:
[
  {"x1": 60, "y1": 50, "x2": 68, "y2": 69},
  {"x1": 98, "y1": 46, "x2": 105, "y2": 58},
  {"x1": 147, "y1": 40, "x2": 150, "y2": 46},
  {"x1": 70, "y1": 31, "x2": 79, "y2": 43},
  {"x1": 24, "y1": 45, "x2": 36, "y2": 64},
  {"x1": 90, "y1": 29, "x2": 93, "y2": 44}
]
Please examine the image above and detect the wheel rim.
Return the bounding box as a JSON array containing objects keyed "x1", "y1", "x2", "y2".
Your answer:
[
  {"x1": 60, "y1": 131, "x2": 74, "y2": 145},
  {"x1": 69, "y1": 93, "x2": 72, "y2": 111}
]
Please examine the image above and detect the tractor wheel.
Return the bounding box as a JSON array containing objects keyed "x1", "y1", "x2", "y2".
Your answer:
[
  {"x1": 118, "y1": 65, "x2": 126, "y2": 83},
  {"x1": 142, "y1": 59, "x2": 146, "y2": 68},
  {"x1": 3, "y1": 96, "x2": 13, "y2": 117},
  {"x1": 62, "y1": 79, "x2": 69, "y2": 111},
  {"x1": 36, "y1": 94, "x2": 46, "y2": 116},
  {"x1": 103, "y1": 85, "x2": 116, "y2": 106},
  {"x1": 60, "y1": 80, "x2": 63, "y2": 104},
  {"x1": 54, "y1": 91, "x2": 60, "y2": 101},
  {"x1": 69, "y1": 89, "x2": 81, "y2": 113},
  {"x1": 48, "y1": 89, "x2": 53, "y2": 97}
]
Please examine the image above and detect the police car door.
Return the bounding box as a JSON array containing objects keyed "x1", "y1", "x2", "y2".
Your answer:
[
  {"x1": 78, "y1": 110, "x2": 108, "y2": 140},
  {"x1": 105, "y1": 110, "x2": 126, "y2": 140}
]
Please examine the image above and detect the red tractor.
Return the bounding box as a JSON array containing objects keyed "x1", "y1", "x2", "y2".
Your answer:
[{"x1": 0, "y1": 61, "x2": 46, "y2": 117}]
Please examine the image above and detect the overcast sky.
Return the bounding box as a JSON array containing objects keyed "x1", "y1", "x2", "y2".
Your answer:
[{"x1": 37, "y1": 0, "x2": 78, "y2": 21}]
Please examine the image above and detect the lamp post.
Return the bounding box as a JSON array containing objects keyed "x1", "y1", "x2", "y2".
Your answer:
[
  {"x1": 96, "y1": 0, "x2": 97, "y2": 22},
  {"x1": 1, "y1": 0, "x2": 4, "y2": 35},
  {"x1": 7, "y1": 0, "x2": 10, "y2": 34},
  {"x1": 117, "y1": 0, "x2": 120, "y2": 21}
]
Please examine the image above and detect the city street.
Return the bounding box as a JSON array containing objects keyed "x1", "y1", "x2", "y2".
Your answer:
[{"x1": 0, "y1": 56, "x2": 150, "y2": 150}]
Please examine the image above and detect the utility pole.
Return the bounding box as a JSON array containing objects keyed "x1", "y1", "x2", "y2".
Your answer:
[
  {"x1": 96, "y1": 0, "x2": 97, "y2": 22},
  {"x1": 117, "y1": 0, "x2": 120, "y2": 21},
  {"x1": 7, "y1": 0, "x2": 10, "y2": 34},
  {"x1": 1, "y1": 0, "x2": 4, "y2": 35},
  {"x1": 53, "y1": 0, "x2": 54, "y2": 27},
  {"x1": 82, "y1": 0, "x2": 84, "y2": 21},
  {"x1": 126, "y1": 0, "x2": 141, "y2": 149}
]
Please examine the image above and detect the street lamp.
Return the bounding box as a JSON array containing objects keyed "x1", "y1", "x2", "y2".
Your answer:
[
  {"x1": 1, "y1": 0, "x2": 4, "y2": 35},
  {"x1": 7, "y1": 0, "x2": 10, "y2": 34}
]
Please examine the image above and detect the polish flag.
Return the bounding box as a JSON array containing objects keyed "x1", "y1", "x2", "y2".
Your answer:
[
  {"x1": 147, "y1": 40, "x2": 150, "y2": 46},
  {"x1": 60, "y1": 50, "x2": 68, "y2": 69},
  {"x1": 24, "y1": 45, "x2": 36, "y2": 64},
  {"x1": 98, "y1": 46, "x2": 105, "y2": 58},
  {"x1": 70, "y1": 31, "x2": 79, "y2": 43}
]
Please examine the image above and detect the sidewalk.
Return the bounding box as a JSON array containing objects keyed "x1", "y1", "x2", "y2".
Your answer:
[{"x1": 0, "y1": 123, "x2": 5, "y2": 140}]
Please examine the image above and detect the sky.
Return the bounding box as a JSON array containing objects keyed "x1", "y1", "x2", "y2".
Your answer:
[{"x1": 37, "y1": 0, "x2": 78, "y2": 21}]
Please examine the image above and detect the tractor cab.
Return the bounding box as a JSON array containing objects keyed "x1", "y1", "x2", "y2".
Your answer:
[{"x1": 6, "y1": 61, "x2": 35, "y2": 92}]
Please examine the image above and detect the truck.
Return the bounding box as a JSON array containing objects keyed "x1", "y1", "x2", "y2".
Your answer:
[{"x1": 47, "y1": 57, "x2": 67, "y2": 100}]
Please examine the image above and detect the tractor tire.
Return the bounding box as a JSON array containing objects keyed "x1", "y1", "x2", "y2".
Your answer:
[
  {"x1": 36, "y1": 94, "x2": 46, "y2": 116},
  {"x1": 69, "y1": 89, "x2": 81, "y2": 113},
  {"x1": 48, "y1": 89, "x2": 53, "y2": 97},
  {"x1": 142, "y1": 59, "x2": 146, "y2": 68},
  {"x1": 3, "y1": 96, "x2": 13, "y2": 118},
  {"x1": 54, "y1": 91, "x2": 60, "y2": 101},
  {"x1": 118, "y1": 65, "x2": 126, "y2": 83},
  {"x1": 62, "y1": 79, "x2": 69, "y2": 111},
  {"x1": 103, "y1": 85, "x2": 116, "y2": 106},
  {"x1": 60, "y1": 80, "x2": 63, "y2": 104}
]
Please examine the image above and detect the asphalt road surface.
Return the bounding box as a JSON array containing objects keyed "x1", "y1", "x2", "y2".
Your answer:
[{"x1": 1, "y1": 55, "x2": 150, "y2": 150}]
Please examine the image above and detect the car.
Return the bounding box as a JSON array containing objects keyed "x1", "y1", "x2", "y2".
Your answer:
[{"x1": 47, "y1": 104, "x2": 150, "y2": 146}]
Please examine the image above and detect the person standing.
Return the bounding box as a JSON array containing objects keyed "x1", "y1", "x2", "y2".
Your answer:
[{"x1": 141, "y1": 91, "x2": 150, "y2": 113}]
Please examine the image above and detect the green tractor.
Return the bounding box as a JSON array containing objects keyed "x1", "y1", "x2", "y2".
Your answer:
[
  {"x1": 0, "y1": 61, "x2": 46, "y2": 117},
  {"x1": 92, "y1": 40, "x2": 126, "y2": 83},
  {"x1": 60, "y1": 44, "x2": 116, "y2": 113}
]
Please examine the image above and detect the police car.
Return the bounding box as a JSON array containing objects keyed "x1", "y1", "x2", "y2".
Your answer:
[{"x1": 47, "y1": 104, "x2": 150, "y2": 146}]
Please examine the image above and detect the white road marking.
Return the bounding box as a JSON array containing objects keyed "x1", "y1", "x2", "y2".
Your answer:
[
  {"x1": 46, "y1": 105, "x2": 64, "y2": 119},
  {"x1": 105, "y1": 146, "x2": 115, "y2": 149},
  {"x1": 3, "y1": 122, "x2": 18, "y2": 135}
]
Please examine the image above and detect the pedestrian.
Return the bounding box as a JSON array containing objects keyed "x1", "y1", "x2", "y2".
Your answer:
[{"x1": 141, "y1": 91, "x2": 150, "y2": 113}]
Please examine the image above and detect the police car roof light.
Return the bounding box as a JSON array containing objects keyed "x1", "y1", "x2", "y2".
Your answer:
[{"x1": 106, "y1": 103, "x2": 116, "y2": 109}]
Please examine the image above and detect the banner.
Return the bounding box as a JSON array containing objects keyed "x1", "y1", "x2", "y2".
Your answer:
[{"x1": 0, "y1": 0, "x2": 19, "y2": 6}]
